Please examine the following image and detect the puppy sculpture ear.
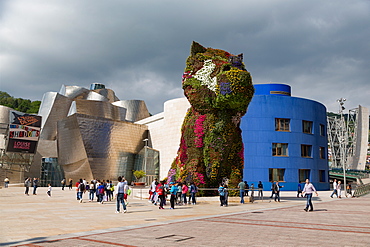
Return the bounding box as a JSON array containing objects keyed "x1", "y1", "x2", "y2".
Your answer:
[
  {"x1": 191, "y1": 41, "x2": 207, "y2": 56},
  {"x1": 238, "y1": 53, "x2": 243, "y2": 60}
]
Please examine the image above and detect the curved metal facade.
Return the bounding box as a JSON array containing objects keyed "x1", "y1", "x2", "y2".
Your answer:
[
  {"x1": 28, "y1": 84, "x2": 152, "y2": 184},
  {"x1": 112, "y1": 100, "x2": 150, "y2": 122},
  {"x1": 57, "y1": 114, "x2": 148, "y2": 182},
  {"x1": 241, "y1": 84, "x2": 329, "y2": 190}
]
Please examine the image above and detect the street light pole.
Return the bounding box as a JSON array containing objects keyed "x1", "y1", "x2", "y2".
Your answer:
[
  {"x1": 338, "y1": 98, "x2": 347, "y2": 197},
  {"x1": 143, "y1": 138, "x2": 148, "y2": 185}
]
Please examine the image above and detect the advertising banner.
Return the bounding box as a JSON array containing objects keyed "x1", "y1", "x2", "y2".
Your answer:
[{"x1": 6, "y1": 111, "x2": 42, "y2": 154}]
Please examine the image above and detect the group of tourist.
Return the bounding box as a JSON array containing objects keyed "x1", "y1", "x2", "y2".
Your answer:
[
  {"x1": 23, "y1": 177, "x2": 40, "y2": 196},
  {"x1": 16, "y1": 175, "x2": 350, "y2": 214},
  {"x1": 74, "y1": 178, "x2": 127, "y2": 203},
  {"x1": 235, "y1": 180, "x2": 264, "y2": 204},
  {"x1": 148, "y1": 179, "x2": 198, "y2": 209},
  {"x1": 330, "y1": 178, "x2": 352, "y2": 198},
  {"x1": 73, "y1": 177, "x2": 130, "y2": 213}
]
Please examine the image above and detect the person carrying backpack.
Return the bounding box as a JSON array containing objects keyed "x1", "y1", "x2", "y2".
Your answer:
[
  {"x1": 218, "y1": 184, "x2": 226, "y2": 207},
  {"x1": 77, "y1": 179, "x2": 85, "y2": 203}
]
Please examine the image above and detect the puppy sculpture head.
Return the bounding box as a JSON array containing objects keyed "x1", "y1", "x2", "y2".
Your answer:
[{"x1": 182, "y1": 41, "x2": 254, "y2": 116}]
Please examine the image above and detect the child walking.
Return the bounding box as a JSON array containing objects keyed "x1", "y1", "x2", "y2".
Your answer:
[{"x1": 47, "y1": 183, "x2": 52, "y2": 197}]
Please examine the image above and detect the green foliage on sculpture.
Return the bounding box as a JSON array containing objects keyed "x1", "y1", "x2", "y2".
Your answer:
[{"x1": 169, "y1": 42, "x2": 254, "y2": 192}]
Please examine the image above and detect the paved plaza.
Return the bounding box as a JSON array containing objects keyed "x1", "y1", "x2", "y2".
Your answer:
[{"x1": 0, "y1": 186, "x2": 369, "y2": 246}]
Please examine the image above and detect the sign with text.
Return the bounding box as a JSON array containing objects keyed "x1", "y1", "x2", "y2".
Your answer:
[
  {"x1": 6, "y1": 111, "x2": 42, "y2": 153},
  {"x1": 6, "y1": 139, "x2": 38, "y2": 153}
]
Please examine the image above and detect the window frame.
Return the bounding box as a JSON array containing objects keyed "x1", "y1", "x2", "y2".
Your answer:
[
  {"x1": 302, "y1": 120, "x2": 313, "y2": 134},
  {"x1": 319, "y1": 146, "x2": 326, "y2": 159},
  {"x1": 275, "y1": 118, "x2": 290, "y2": 132},
  {"x1": 272, "y1": 143, "x2": 289, "y2": 157},
  {"x1": 320, "y1": 124, "x2": 325, "y2": 136},
  {"x1": 269, "y1": 168, "x2": 286, "y2": 182},
  {"x1": 301, "y1": 144, "x2": 313, "y2": 158},
  {"x1": 298, "y1": 169, "x2": 311, "y2": 183}
]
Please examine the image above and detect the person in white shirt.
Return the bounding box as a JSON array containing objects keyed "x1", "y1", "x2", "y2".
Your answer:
[
  {"x1": 115, "y1": 176, "x2": 127, "y2": 213},
  {"x1": 330, "y1": 179, "x2": 338, "y2": 198},
  {"x1": 302, "y1": 179, "x2": 318, "y2": 212},
  {"x1": 337, "y1": 180, "x2": 342, "y2": 198}
]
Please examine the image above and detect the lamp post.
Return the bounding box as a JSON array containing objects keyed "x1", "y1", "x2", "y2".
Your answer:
[
  {"x1": 143, "y1": 138, "x2": 148, "y2": 185},
  {"x1": 337, "y1": 98, "x2": 347, "y2": 197}
]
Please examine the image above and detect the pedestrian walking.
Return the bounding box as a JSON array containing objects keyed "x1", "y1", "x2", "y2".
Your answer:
[
  {"x1": 273, "y1": 181, "x2": 283, "y2": 202},
  {"x1": 46, "y1": 183, "x2": 52, "y2": 197},
  {"x1": 24, "y1": 177, "x2": 31, "y2": 195},
  {"x1": 302, "y1": 179, "x2": 318, "y2": 212},
  {"x1": 4, "y1": 177, "x2": 10, "y2": 188},
  {"x1": 182, "y1": 182, "x2": 188, "y2": 205},
  {"x1": 115, "y1": 176, "x2": 127, "y2": 213},
  {"x1": 97, "y1": 182, "x2": 105, "y2": 203},
  {"x1": 169, "y1": 182, "x2": 178, "y2": 209},
  {"x1": 244, "y1": 181, "x2": 249, "y2": 196},
  {"x1": 77, "y1": 179, "x2": 85, "y2": 202},
  {"x1": 32, "y1": 178, "x2": 38, "y2": 195},
  {"x1": 297, "y1": 183, "x2": 303, "y2": 197},
  {"x1": 68, "y1": 178, "x2": 73, "y2": 190},
  {"x1": 176, "y1": 182, "x2": 183, "y2": 205},
  {"x1": 124, "y1": 181, "x2": 131, "y2": 206},
  {"x1": 157, "y1": 180, "x2": 166, "y2": 209},
  {"x1": 237, "y1": 179, "x2": 246, "y2": 204},
  {"x1": 258, "y1": 181, "x2": 263, "y2": 199},
  {"x1": 189, "y1": 182, "x2": 198, "y2": 205},
  {"x1": 270, "y1": 181, "x2": 275, "y2": 198},
  {"x1": 106, "y1": 180, "x2": 113, "y2": 201},
  {"x1": 330, "y1": 179, "x2": 338, "y2": 198},
  {"x1": 89, "y1": 180, "x2": 96, "y2": 201},
  {"x1": 218, "y1": 184, "x2": 226, "y2": 206},
  {"x1": 61, "y1": 178, "x2": 66, "y2": 190},
  {"x1": 337, "y1": 181, "x2": 342, "y2": 198},
  {"x1": 149, "y1": 178, "x2": 157, "y2": 203}
]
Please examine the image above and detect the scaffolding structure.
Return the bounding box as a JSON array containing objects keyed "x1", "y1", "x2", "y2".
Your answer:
[{"x1": 327, "y1": 99, "x2": 360, "y2": 170}]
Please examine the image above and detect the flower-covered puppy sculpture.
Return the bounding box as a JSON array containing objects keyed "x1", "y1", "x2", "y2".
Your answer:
[{"x1": 168, "y1": 41, "x2": 254, "y2": 191}]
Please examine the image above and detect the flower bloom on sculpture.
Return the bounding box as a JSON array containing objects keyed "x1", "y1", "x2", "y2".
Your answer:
[
  {"x1": 194, "y1": 114, "x2": 206, "y2": 147},
  {"x1": 219, "y1": 82, "x2": 232, "y2": 95},
  {"x1": 193, "y1": 60, "x2": 217, "y2": 92}
]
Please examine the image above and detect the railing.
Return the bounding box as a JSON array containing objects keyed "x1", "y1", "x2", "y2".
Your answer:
[{"x1": 353, "y1": 183, "x2": 370, "y2": 197}]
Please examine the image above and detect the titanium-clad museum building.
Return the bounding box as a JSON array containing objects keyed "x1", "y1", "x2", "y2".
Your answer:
[{"x1": 27, "y1": 83, "x2": 159, "y2": 185}]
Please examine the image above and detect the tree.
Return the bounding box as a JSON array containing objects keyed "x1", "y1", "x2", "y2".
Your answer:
[{"x1": 0, "y1": 91, "x2": 41, "y2": 113}]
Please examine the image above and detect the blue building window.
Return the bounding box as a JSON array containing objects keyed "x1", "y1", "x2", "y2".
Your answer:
[
  {"x1": 301, "y1": 144, "x2": 312, "y2": 158},
  {"x1": 272, "y1": 143, "x2": 288, "y2": 156},
  {"x1": 299, "y1": 169, "x2": 310, "y2": 183},
  {"x1": 275, "y1": 118, "x2": 290, "y2": 131},
  {"x1": 320, "y1": 124, "x2": 325, "y2": 136},
  {"x1": 319, "y1": 147, "x2": 326, "y2": 159},
  {"x1": 269, "y1": 168, "x2": 285, "y2": 182},
  {"x1": 302, "y1": 120, "x2": 313, "y2": 134}
]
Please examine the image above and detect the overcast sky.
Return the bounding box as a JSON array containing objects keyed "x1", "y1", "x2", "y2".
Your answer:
[{"x1": 1, "y1": 0, "x2": 369, "y2": 114}]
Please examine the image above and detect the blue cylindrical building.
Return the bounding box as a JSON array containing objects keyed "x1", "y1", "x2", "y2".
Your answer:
[{"x1": 241, "y1": 83, "x2": 330, "y2": 191}]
